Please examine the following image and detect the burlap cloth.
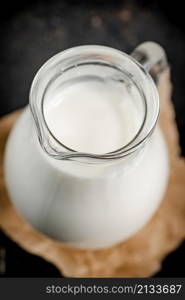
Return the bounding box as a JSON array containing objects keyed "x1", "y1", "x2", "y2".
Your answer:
[{"x1": 0, "y1": 69, "x2": 185, "y2": 277}]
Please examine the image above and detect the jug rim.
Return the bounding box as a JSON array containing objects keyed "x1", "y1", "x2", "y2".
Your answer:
[{"x1": 29, "y1": 44, "x2": 159, "y2": 163}]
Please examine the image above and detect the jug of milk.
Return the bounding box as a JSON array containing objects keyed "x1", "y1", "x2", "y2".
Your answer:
[{"x1": 4, "y1": 42, "x2": 169, "y2": 249}]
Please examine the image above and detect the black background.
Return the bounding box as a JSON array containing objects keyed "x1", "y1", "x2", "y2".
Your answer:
[{"x1": 0, "y1": 0, "x2": 185, "y2": 277}]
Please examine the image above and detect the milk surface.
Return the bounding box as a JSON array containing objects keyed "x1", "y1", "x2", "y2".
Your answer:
[{"x1": 44, "y1": 80, "x2": 141, "y2": 154}]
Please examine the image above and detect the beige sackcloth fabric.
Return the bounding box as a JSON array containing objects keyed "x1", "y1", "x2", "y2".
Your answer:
[{"x1": 0, "y1": 69, "x2": 185, "y2": 277}]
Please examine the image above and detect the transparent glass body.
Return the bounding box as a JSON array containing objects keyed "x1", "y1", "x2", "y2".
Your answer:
[{"x1": 4, "y1": 43, "x2": 169, "y2": 249}]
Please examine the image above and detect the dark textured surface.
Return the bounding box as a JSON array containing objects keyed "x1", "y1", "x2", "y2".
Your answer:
[{"x1": 0, "y1": 0, "x2": 185, "y2": 277}]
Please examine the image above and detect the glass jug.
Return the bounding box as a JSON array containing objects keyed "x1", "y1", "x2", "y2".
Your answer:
[{"x1": 4, "y1": 42, "x2": 169, "y2": 249}]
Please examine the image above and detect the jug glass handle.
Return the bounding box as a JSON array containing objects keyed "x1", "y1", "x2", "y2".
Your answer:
[{"x1": 131, "y1": 42, "x2": 168, "y2": 82}]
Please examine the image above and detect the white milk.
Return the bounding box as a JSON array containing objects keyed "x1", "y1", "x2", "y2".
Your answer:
[
  {"x1": 4, "y1": 78, "x2": 169, "y2": 249},
  {"x1": 44, "y1": 80, "x2": 141, "y2": 154}
]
